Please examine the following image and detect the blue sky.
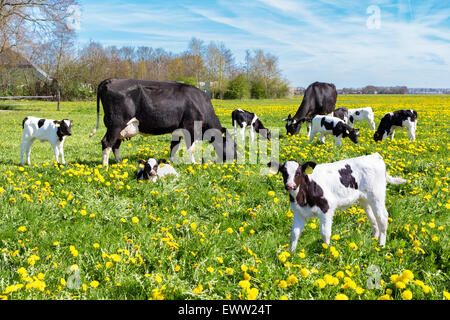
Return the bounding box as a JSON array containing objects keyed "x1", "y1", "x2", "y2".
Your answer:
[{"x1": 76, "y1": 0, "x2": 450, "y2": 88}]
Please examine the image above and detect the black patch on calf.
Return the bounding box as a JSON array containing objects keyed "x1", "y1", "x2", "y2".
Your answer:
[
  {"x1": 320, "y1": 117, "x2": 334, "y2": 130},
  {"x1": 22, "y1": 117, "x2": 28, "y2": 128},
  {"x1": 355, "y1": 111, "x2": 360, "y2": 116},
  {"x1": 349, "y1": 115, "x2": 354, "y2": 124},
  {"x1": 281, "y1": 162, "x2": 330, "y2": 214},
  {"x1": 338, "y1": 164, "x2": 358, "y2": 189},
  {"x1": 38, "y1": 119, "x2": 45, "y2": 128},
  {"x1": 55, "y1": 120, "x2": 72, "y2": 141}
]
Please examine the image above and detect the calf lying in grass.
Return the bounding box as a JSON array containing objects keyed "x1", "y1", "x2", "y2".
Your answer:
[
  {"x1": 20, "y1": 116, "x2": 73, "y2": 165},
  {"x1": 268, "y1": 153, "x2": 406, "y2": 252},
  {"x1": 136, "y1": 158, "x2": 178, "y2": 182},
  {"x1": 309, "y1": 115, "x2": 359, "y2": 146}
]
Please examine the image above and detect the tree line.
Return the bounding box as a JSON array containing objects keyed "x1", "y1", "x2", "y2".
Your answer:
[{"x1": 0, "y1": 1, "x2": 290, "y2": 100}]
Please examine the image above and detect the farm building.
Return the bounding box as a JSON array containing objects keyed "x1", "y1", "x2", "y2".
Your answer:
[{"x1": 0, "y1": 49, "x2": 58, "y2": 98}]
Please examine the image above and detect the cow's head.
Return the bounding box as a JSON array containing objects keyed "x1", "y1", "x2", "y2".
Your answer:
[
  {"x1": 344, "y1": 127, "x2": 359, "y2": 144},
  {"x1": 373, "y1": 131, "x2": 383, "y2": 142},
  {"x1": 282, "y1": 114, "x2": 302, "y2": 135},
  {"x1": 54, "y1": 119, "x2": 73, "y2": 138},
  {"x1": 137, "y1": 158, "x2": 166, "y2": 179},
  {"x1": 267, "y1": 160, "x2": 316, "y2": 191}
]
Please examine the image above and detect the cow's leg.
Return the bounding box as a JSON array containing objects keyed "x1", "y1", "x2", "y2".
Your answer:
[
  {"x1": 306, "y1": 122, "x2": 311, "y2": 138},
  {"x1": 101, "y1": 127, "x2": 123, "y2": 166},
  {"x1": 250, "y1": 127, "x2": 255, "y2": 142},
  {"x1": 389, "y1": 129, "x2": 395, "y2": 140},
  {"x1": 290, "y1": 213, "x2": 306, "y2": 253},
  {"x1": 319, "y1": 211, "x2": 334, "y2": 245},
  {"x1": 112, "y1": 139, "x2": 123, "y2": 163},
  {"x1": 240, "y1": 123, "x2": 246, "y2": 144},
  {"x1": 58, "y1": 141, "x2": 66, "y2": 165},
  {"x1": 20, "y1": 138, "x2": 33, "y2": 165},
  {"x1": 369, "y1": 199, "x2": 388, "y2": 247},
  {"x1": 52, "y1": 143, "x2": 60, "y2": 164},
  {"x1": 319, "y1": 132, "x2": 326, "y2": 144},
  {"x1": 335, "y1": 135, "x2": 342, "y2": 146},
  {"x1": 233, "y1": 120, "x2": 237, "y2": 136},
  {"x1": 20, "y1": 138, "x2": 28, "y2": 165},
  {"x1": 360, "y1": 199, "x2": 379, "y2": 239},
  {"x1": 369, "y1": 118, "x2": 376, "y2": 131},
  {"x1": 24, "y1": 139, "x2": 34, "y2": 165}
]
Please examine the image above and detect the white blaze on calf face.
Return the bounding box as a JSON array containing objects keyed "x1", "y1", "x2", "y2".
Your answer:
[{"x1": 283, "y1": 161, "x2": 300, "y2": 191}]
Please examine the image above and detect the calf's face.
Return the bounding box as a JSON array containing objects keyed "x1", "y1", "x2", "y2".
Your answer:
[
  {"x1": 348, "y1": 128, "x2": 359, "y2": 143},
  {"x1": 267, "y1": 160, "x2": 317, "y2": 191},
  {"x1": 55, "y1": 119, "x2": 73, "y2": 137}
]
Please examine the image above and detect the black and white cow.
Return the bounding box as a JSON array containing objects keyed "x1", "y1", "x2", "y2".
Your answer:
[
  {"x1": 374, "y1": 109, "x2": 417, "y2": 142},
  {"x1": 136, "y1": 158, "x2": 178, "y2": 182},
  {"x1": 89, "y1": 79, "x2": 236, "y2": 165},
  {"x1": 348, "y1": 107, "x2": 375, "y2": 130},
  {"x1": 231, "y1": 109, "x2": 271, "y2": 142},
  {"x1": 309, "y1": 115, "x2": 359, "y2": 146},
  {"x1": 267, "y1": 153, "x2": 406, "y2": 252},
  {"x1": 283, "y1": 82, "x2": 337, "y2": 136},
  {"x1": 20, "y1": 116, "x2": 73, "y2": 165}
]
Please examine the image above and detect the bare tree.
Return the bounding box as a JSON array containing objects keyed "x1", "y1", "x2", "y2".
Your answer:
[{"x1": 0, "y1": 0, "x2": 78, "y2": 55}]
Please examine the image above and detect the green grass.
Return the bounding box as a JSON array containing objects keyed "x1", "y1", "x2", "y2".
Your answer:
[{"x1": 0, "y1": 95, "x2": 448, "y2": 300}]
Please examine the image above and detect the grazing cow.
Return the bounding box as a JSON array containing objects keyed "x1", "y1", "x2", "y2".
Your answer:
[
  {"x1": 348, "y1": 107, "x2": 376, "y2": 130},
  {"x1": 374, "y1": 109, "x2": 417, "y2": 142},
  {"x1": 20, "y1": 116, "x2": 72, "y2": 165},
  {"x1": 136, "y1": 158, "x2": 178, "y2": 182},
  {"x1": 267, "y1": 153, "x2": 406, "y2": 252},
  {"x1": 282, "y1": 82, "x2": 337, "y2": 136},
  {"x1": 231, "y1": 109, "x2": 271, "y2": 142},
  {"x1": 89, "y1": 79, "x2": 236, "y2": 166},
  {"x1": 309, "y1": 115, "x2": 359, "y2": 146}
]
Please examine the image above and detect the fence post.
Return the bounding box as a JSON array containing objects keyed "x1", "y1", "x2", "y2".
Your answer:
[{"x1": 57, "y1": 87, "x2": 61, "y2": 111}]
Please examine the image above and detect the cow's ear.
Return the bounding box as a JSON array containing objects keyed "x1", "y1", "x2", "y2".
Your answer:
[
  {"x1": 53, "y1": 120, "x2": 61, "y2": 127},
  {"x1": 301, "y1": 161, "x2": 316, "y2": 175},
  {"x1": 267, "y1": 161, "x2": 281, "y2": 173},
  {"x1": 282, "y1": 114, "x2": 292, "y2": 122},
  {"x1": 157, "y1": 159, "x2": 167, "y2": 166}
]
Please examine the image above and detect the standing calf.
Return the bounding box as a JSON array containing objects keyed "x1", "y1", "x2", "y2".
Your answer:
[
  {"x1": 268, "y1": 153, "x2": 406, "y2": 252},
  {"x1": 347, "y1": 107, "x2": 376, "y2": 130},
  {"x1": 374, "y1": 109, "x2": 417, "y2": 142},
  {"x1": 20, "y1": 116, "x2": 73, "y2": 165},
  {"x1": 309, "y1": 115, "x2": 359, "y2": 146},
  {"x1": 232, "y1": 109, "x2": 271, "y2": 142}
]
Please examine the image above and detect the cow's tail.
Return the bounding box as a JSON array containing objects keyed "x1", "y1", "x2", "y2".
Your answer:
[
  {"x1": 89, "y1": 86, "x2": 101, "y2": 138},
  {"x1": 386, "y1": 172, "x2": 407, "y2": 185}
]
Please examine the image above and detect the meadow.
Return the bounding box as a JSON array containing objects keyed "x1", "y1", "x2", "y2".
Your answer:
[{"x1": 0, "y1": 94, "x2": 448, "y2": 300}]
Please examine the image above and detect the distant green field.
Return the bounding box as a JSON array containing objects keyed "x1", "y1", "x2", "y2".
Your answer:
[{"x1": 0, "y1": 95, "x2": 448, "y2": 300}]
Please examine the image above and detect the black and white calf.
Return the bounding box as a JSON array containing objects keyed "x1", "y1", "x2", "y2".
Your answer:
[
  {"x1": 20, "y1": 116, "x2": 73, "y2": 165},
  {"x1": 348, "y1": 107, "x2": 375, "y2": 130},
  {"x1": 309, "y1": 115, "x2": 359, "y2": 146},
  {"x1": 267, "y1": 153, "x2": 406, "y2": 252},
  {"x1": 374, "y1": 109, "x2": 417, "y2": 142},
  {"x1": 136, "y1": 158, "x2": 178, "y2": 182},
  {"x1": 231, "y1": 109, "x2": 271, "y2": 142}
]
